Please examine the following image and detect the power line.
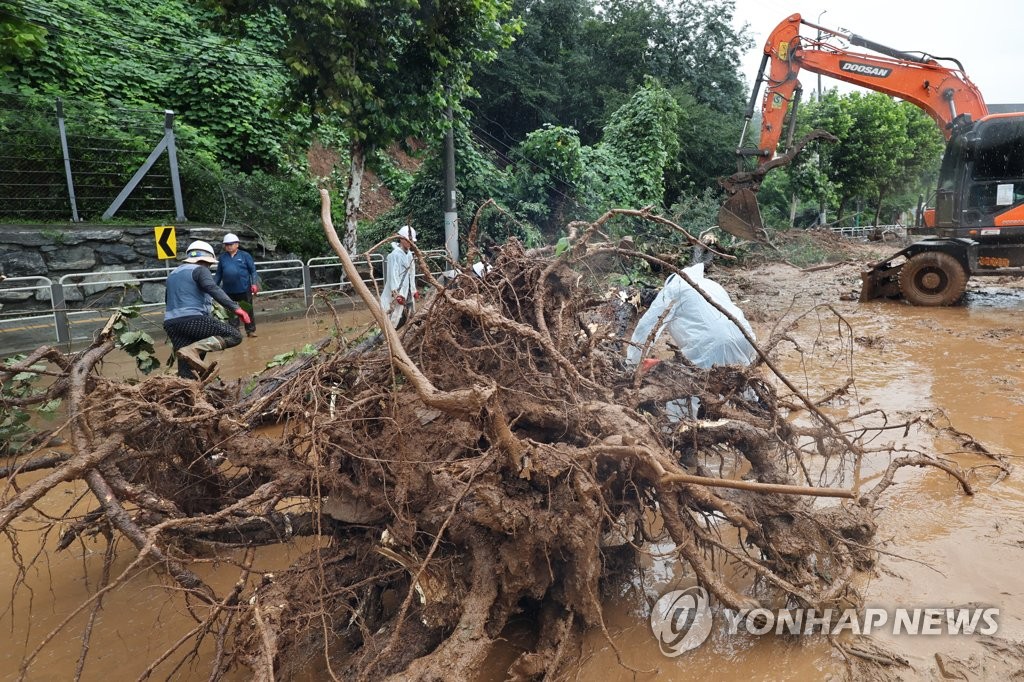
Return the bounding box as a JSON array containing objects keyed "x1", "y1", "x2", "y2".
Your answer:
[{"x1": 464, "y1": 112, "x2": 603, "y2": 214}]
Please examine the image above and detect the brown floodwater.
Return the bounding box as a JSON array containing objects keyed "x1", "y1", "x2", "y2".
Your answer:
[
  {"x1": 568, "y1": 293, "x2": 1024, "y2": 680},
  {"x1": 3, "y1": 296, "x2": 1023, "y2": 680}
]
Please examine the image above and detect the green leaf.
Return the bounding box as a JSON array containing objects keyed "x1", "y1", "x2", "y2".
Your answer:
[
  {"x1": 37, "y1": 398, "x2": 62, "y2": 414},
  {"x1": 119, "y1": 331, "x2": 143, "y2": 345},
  {"x1": 554, "y1": 236, "x2": 570, "y2": 256}
]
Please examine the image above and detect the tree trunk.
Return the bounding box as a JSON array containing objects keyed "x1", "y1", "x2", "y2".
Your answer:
[
  {"x1": 344, "y1": 141, "x2": 368, "y2": 253},
  {"x1": 789, "y1": 192, "x2": 797, "y2": 228},
  {"x1": 871, "y1": 190, "x2": 885, "y2": 240}
]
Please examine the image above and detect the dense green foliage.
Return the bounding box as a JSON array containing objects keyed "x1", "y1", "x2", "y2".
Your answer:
[
  {"x1": 472, "y1": 0, "x2": 749, "y2": 143},
  {"x1": 1, "y1": 0, "x2": 948, "y2": 261},
  {"x1": 217, "y1": 0, "x2": 520, "y2": 250},
  {"x1": 3, "y1": 0, "x2": 309, "y2": 169},
  {"x1": 470, "y1": 0, "x2": 751, "y2": 197},
  {"x1": 0, "y1": 0, "x2": 334, "y2": 255},
  {"x1": 381, "y1": 78, "x2": 690, "y2": 249},
  {"x1": 366, "y1": 125, "x2": 532, "y2": 251},
  {"x1": 758, "y1": 90, "x2": 945, "y2": 228}
]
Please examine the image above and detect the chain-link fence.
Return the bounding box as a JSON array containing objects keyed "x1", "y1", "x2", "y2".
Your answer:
[{"x1": 0, "y1": 94, "x2": 181, "y2": 222}]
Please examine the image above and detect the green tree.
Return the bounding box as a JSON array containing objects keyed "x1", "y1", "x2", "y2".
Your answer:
[
  {"x1": 474, "y1": 0, "x2": 749, "y2": 146},
  {"x1": 761, "y1": 90, "x2": 945, "y2": 228},
  {"x1": 668, "y1": 86, "x2": 745, "y2": 196},
  {"x1": 598, "y1": 76, "x2": 681, "y2": 208},
  {"x1": 219, "y1": 0, "x2": 519, "y2": 251},
  {"x1": 891, "y1": 101, "x2": 944, "y2": 220},
  {"x1": 816, "y1": 92, "x2": 943, "y2": 224},
  {"x1": 507, "y1": 124, "x2": 587, "y2": 237},
  {"x1": 468, "y1": 0, "x2": 592, "y2": 146},
  {"x1": 371, "y1": 123, "x2": 519, "y2": 251}
]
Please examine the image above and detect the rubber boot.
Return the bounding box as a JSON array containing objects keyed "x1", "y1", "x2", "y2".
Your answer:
[{"x1": 177, "y1": 336, "x2": 225, "y2": 378}]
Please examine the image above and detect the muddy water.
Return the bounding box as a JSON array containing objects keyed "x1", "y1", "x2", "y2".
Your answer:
[
  {"x1": 569, "y1": 292, "x2": 1024, "y2": 680},
  {"x1": 0, "y1": 310, "x2": 373, "y2": 681},
  {"x1": 4, "y1": 297, "x2": 1024, "y2": 680}
]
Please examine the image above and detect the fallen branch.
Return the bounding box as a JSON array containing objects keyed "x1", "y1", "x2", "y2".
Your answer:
[{"x1": 658, "y1": 472, "x2": 854, "y2": 498}]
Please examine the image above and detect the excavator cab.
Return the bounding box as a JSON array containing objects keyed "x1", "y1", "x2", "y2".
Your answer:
[
  {"x1": 945, "y1": 117, "x2": 1024, "y2": 234},
  {"x1": 860, "y1": 115, "x2": 1024, "y2": 304}
]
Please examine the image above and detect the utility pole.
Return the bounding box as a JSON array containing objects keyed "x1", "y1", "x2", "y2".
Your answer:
[{"x1": 443, "y1": 94, "x2": 458, "y2": 263}]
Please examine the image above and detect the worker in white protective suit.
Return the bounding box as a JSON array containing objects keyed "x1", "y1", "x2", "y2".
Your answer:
[
  {"x1": 626, "y1": 262, "x2": 755, "y2": 369},
  {"x1": 379, "y1": 225, "x2": 419, "y2": 327}
]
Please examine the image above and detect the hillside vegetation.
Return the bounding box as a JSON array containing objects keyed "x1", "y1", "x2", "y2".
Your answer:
[{"x1": 2, "y1": 0, "x2": 940, "y2": 257}]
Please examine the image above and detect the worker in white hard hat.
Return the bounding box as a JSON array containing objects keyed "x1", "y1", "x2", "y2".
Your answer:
[
  {"x1": 163, "y1": 240, "x2": 250, "y2": 379},
  {"x1": 379, "y1": 225, "x2": 419, "y2": 327},
  {"x1": 215, "y1": 232, "x2": 260, "y2": 337}
]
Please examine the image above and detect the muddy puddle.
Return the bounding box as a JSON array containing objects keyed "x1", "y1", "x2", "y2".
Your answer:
[{"x1": 3, "y1": 296, "x2": 1023, "y2": 680}]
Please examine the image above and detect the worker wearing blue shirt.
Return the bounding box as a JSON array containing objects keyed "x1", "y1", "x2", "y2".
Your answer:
[{"x1": 215, "y1": 233, "x2": 259, "y2": 337}]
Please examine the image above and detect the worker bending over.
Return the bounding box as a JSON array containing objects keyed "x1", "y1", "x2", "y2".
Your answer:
[{"x1": 164, "y1": 240, "x2": 251, "y2": 378}]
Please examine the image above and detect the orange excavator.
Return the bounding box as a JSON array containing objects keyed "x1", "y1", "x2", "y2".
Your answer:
[{"x1": 720, "y1": 13, "x2": 1024, "y2": 305}]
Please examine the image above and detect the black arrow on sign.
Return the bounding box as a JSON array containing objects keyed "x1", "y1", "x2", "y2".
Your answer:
[{"x1": 157, "y1": 227, "x2": 174, "y2": 258}]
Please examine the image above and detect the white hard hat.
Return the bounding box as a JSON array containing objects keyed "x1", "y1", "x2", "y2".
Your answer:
[
  {"x1": 223, "y1": 233, "x2": 240, "y2": 244},
  {"x1": 184, "y1": 240, "x2": 217, "y2": 264},
  {"x1": 397, "y1": 225, "x2": 417, "y2": 243}
]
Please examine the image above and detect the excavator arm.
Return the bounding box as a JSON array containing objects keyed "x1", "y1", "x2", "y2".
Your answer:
[{"x1": 718, "y1": 12, "x2": 989, "y2": 240}]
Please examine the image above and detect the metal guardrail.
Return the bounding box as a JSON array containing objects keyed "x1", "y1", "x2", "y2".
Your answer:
[
  {"x1": 305, "y1": 252, "x2": 386, "y2": 303},
  {"x1": 827, "y1": 224, "x2": 906, "y2": 240},
  {"x1": 0, "y1": 275, "x2": 59, "y2": 343},
  {"x1": 1, "y1": 249, "x2": 452, "y2": 349},
  {"x1": 305, "y1": 249, "x2": 450, "y2": 302},
  {"x1": 57, "y1": 265, "x2": 173, "y2": 344}
]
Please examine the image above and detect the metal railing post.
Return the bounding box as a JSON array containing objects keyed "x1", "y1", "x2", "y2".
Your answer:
[
  {"x1": 164, "y1": 110, "x2": 187, "y2": 222},
  {"x1": 50, "y1": 282, "x2": 70, "y2": 344},
  {"x1": 302, "y1": 260, "x2": 312, "y2": 307},
  {"x1": 55, "y1": 98, "x2": 81, "y2": 223}
]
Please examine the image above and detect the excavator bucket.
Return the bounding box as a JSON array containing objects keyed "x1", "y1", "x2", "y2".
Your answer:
[{"x1": 717, "y1": 188, "x2": 764, "y2": 241}]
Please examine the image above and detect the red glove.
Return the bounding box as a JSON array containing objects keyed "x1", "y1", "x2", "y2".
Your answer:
[
  {"x1": 250, "y1": 284, "x2": 259, "y2": 294},
  {"x1": 395, "y1": 295, "x2": 406, "y2": 306},
  {"x1": 235, "y1": 308, "x2": 251, "y2": 326},
  {"x1": 640, "y1": 358, "x2": 661, "y2": 374},
  {"x1": 413, "y1": 290, "x2": 420, "y2": 300}
]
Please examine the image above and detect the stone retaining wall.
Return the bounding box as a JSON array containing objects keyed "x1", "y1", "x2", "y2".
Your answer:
[{"x1": 0, "y1": 224, "x2": 292, "y2": 315}]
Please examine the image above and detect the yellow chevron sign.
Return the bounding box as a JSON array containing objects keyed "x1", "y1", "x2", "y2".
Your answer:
[{"x1": 155, "y1": 225, "x2": 177, "y2": 259}]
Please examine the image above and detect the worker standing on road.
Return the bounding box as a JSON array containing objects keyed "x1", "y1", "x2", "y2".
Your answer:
[
  {"x1": 164, "y1": 240, "x2": 249, "y2": 379},
  {"x1": 379, "y1": 225, "x2": 419, "y2": 327},
  {"x1": 215, "y1": 233, "x2": 260, "y2": 338}
]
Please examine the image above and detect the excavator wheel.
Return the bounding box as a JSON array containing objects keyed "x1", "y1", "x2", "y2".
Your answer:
[{"x1": 897, "y1": 252, "x2": 967, "y2": 306}]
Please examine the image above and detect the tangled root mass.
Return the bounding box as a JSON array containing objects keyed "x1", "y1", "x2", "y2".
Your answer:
[{"x1": 0, "y1": 209, "x2": 974, "y2": 681}]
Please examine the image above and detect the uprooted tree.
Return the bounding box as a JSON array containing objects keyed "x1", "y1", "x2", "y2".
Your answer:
[{"x1": 0, "y1": 193, "x2": 985, "y2": 681}]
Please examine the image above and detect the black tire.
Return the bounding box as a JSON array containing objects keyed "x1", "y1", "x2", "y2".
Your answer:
[{"x1": 898, "y1": 252, "x2": 967, "y2": 306}]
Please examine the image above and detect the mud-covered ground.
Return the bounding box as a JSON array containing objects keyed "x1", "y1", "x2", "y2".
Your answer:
[{"x1": 710, "y1": 232, "x2": 1024, "y2": 681}]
